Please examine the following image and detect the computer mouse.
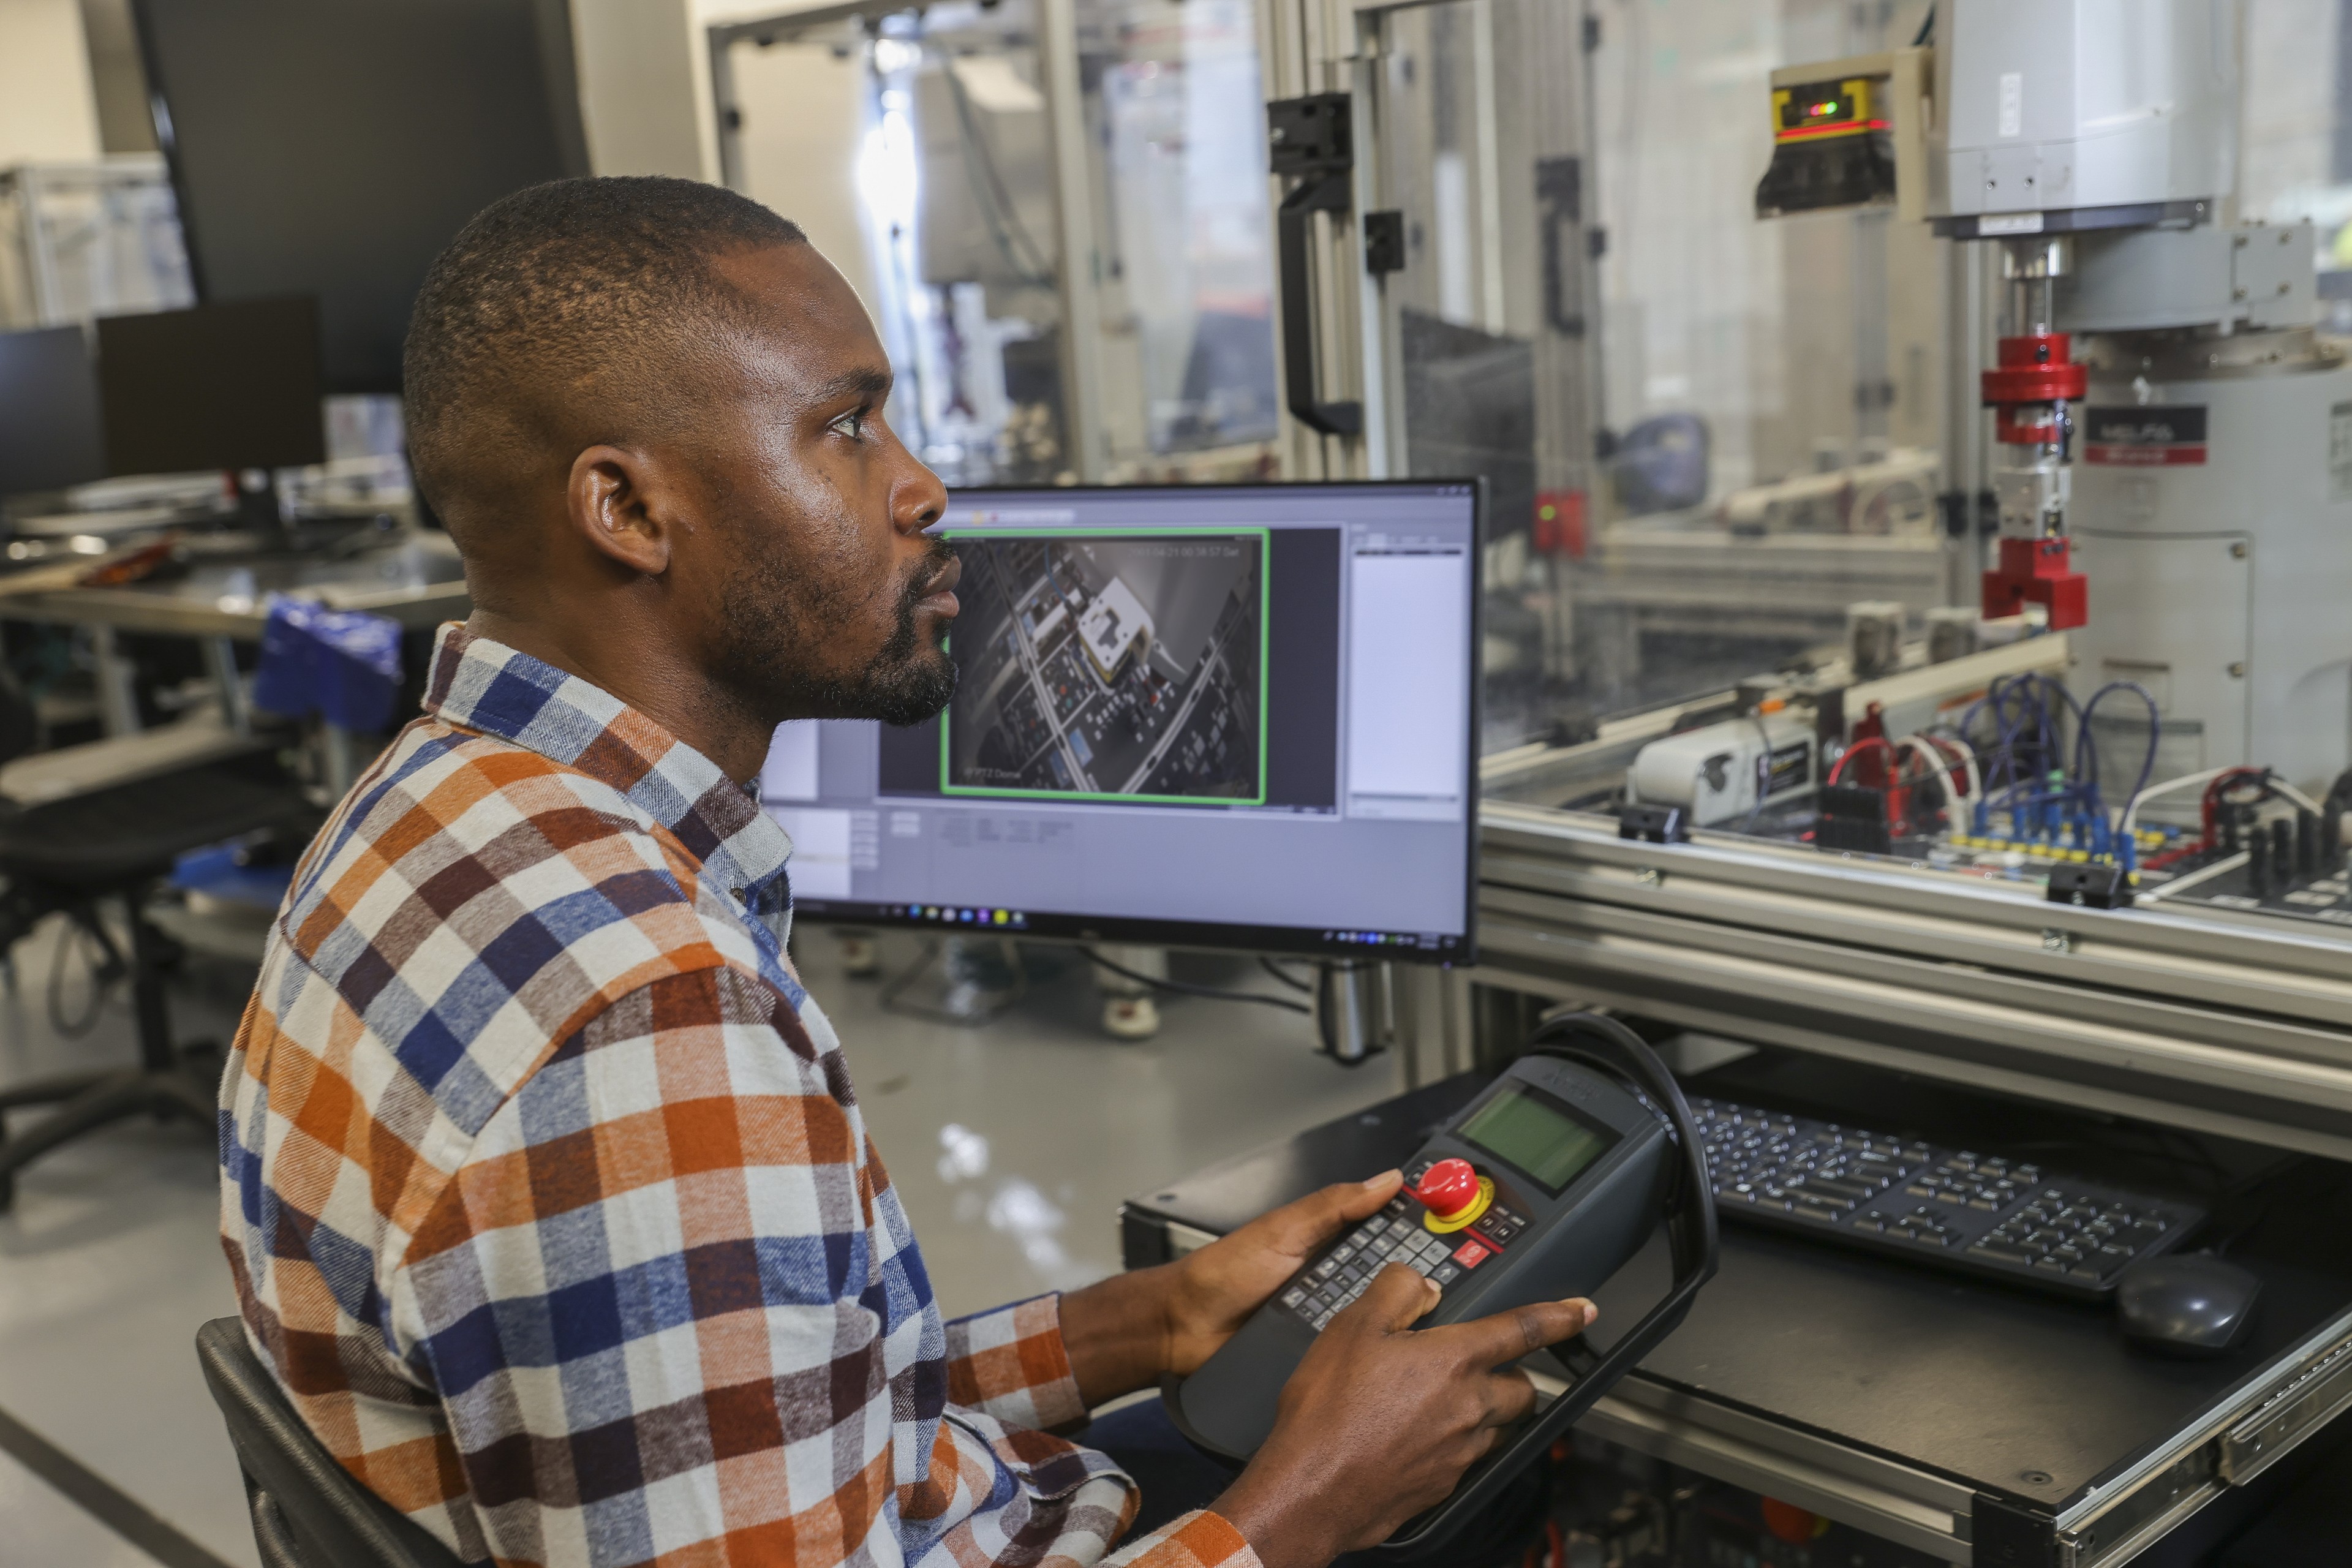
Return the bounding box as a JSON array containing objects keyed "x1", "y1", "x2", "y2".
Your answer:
[{"x1": 2116, "y1": 1256, "x2": 2261, "y2": 1357}]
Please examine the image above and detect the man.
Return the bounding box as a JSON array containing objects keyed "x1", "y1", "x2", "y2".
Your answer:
[{"x1": 219, "y1": 176, "x2": 1596, "y2": 1568}]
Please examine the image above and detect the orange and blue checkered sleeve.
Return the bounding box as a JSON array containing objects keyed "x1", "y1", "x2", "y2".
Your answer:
[
  {"x1": 941, "y1": 1294, "x2": 1090, "y2": 1432},
  {"x1": 1107, "y1": 1509, "x2": 1261, "y2": 1566},
  {"x1": 940, "y1": 1300, "x2": 1261, "y2": 1566}
]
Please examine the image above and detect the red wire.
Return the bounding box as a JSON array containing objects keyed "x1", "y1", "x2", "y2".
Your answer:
[
  {"x1": 1826, "y1": 735, "x2": 1896, "y2": 787},
  {"x1": 2199, "y1": 767, "x2": 2271, "y2": 848}
]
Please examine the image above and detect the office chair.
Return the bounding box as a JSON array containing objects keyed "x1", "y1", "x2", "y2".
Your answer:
[
  {"x1": 196, "y1": 1318, "x2": 464, "y2": 1568},
  {"x1": 0, "y1": 750, "x2": 313, "y2": 1207}
]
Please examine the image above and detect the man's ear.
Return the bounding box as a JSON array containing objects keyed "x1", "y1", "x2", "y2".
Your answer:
[{"x1": 565, "y1": 445, "x2": 675, "y2": 576}]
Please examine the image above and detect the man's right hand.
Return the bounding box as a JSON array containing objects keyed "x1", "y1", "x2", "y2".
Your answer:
[{"x1": 1210, "y1": 1264, "x2": 1597, "y2": 1568}]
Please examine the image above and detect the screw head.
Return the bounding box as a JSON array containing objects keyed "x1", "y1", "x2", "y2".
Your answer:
[
  {"x1": 2021, "y1": 1469, "x2": 2054, "y2": 1485},
  {"x1": 2230, "y1": 662, "x2": 2248, "y2": 678},
  {"x1": 2231, "y1": 541, "x2": 2248, "y2": 559}
]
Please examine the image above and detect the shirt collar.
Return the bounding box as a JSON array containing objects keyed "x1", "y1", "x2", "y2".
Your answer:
[{"x1": 421, "y1": 624, "x2": 796, "y2": 944}]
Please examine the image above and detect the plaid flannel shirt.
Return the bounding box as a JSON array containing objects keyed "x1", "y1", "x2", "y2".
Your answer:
[{"x1": 220, "y1": 625, "x2": 1256, "y2": 1568}]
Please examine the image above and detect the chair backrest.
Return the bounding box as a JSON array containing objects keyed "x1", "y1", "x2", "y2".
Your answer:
[{"x1": 195, "y1": 1317, "x2": 465, "y2": 1568}]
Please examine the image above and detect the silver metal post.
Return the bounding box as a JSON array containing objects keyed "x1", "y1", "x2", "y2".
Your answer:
[
  {"x1": 321, "y1": 723, "x2": 360, "y2": 799},
  {"x1": 1037, "y1": 0, "x2": 1108, "y2": 481},
  {"x1": 205, "y1": 636, "x2": 250, "y2": 734},
  {"x1": 1317, "y1": 959, "x2": 1392, "y2": 1063},
  {"x1": 92, "y1": 625, "x2": 141, "y2": 737}
]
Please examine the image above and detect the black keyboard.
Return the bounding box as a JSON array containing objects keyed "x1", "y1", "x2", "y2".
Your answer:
[{"x1": 1692, "y1": 1098, "x2": 2204, "y2": 1300}]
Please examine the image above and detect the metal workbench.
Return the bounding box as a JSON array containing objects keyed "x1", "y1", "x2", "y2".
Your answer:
[
  {"x1": 1461, "y1": 803, "x2": 2352, "y2": 1165},
  {"x1": 0, "y1": 531, "x2": 469, "y2": 640}
]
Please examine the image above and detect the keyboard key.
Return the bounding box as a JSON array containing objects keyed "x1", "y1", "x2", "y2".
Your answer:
[
  {"x1": 1809, "y1": 1176, "x2": 1880, "y2": 1200},
  {"x1": 1970, "y1": 1242, "x2": 2035, "y2": 1264}
]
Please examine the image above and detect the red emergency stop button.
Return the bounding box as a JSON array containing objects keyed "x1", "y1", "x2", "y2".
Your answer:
[{"x1": 1411, "y1": 1159, "x2": 1485, "y2": 1223}]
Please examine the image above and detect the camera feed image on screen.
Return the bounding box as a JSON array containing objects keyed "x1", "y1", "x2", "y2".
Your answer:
[
  {"x1": 760, "y1": 484, "x2": 1480, "y2": 959},
  {"x1": 944, "y1": 532, "x2": 1264, "y2": 804}
]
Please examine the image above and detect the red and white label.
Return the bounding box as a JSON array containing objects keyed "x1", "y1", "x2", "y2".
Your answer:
[
  {"x1": 1452, "y1": 1238, "x2": 1493, "y2": 1268},
  {"x1": 2084, "y1": 405, "x2": 2207, "y2": 467}
]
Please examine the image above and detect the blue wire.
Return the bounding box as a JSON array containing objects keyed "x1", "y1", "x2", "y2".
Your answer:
[{"x1": 2079, "y1": 680, "x2": 2162, "y2": 813}]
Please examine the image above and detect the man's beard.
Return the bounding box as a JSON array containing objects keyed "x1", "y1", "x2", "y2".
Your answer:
[{"x1": 715, "y1": 538, "x2": 959, "y2": 726}]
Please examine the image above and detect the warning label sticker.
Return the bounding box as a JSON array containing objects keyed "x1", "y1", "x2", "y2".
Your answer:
[{"x1": 2084, "y1": 406, "x2": 2207, "y2": 466}]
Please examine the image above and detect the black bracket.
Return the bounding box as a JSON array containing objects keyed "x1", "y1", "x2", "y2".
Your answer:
[
  {"x1": 1618, "y1": 802, "x2": 1691, "y2": 844},
  {"x1": 1537, "y1": 156, "x2": 1586, "y2": 337},
  {"x1": 1363, "y1": 209, "x2": 1406, "y2": 276},
  {"x1": 2047, "y1": 862, "x2": 2131, "y2": 910},
  {"x1": 1973, "y1": 1494, "x2": 2060, "y2": 1568},
  {"x1": 1268, "y1": 94, "x2": 1363, "y2": 438}
]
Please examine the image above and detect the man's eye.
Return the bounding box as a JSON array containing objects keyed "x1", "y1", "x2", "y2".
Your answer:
[{"x1": 831, "y1": 409, "x2": 868, "y2": 440}]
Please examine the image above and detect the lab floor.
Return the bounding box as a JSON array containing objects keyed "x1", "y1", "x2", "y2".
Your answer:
[{"x1": 0, "y1": 921, "x2": 1399, "y2": 1567}]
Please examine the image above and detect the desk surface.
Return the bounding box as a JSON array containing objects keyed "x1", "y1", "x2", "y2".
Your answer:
[
  {"x1": 1125, "y1": 1057, "x2": 2352, "y2": 1539},
  {"x1": 0, "y1": 533, "x2": 468, "y2": 638}
]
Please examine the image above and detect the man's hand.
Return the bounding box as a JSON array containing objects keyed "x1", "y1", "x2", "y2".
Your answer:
[
  {"x1": 1061, "y1": 1172, "x2": 1403, "y2": 1405},
  {"x1": 1162, "y1": 1170, "x2": 1405, "y2": 1376},
  {"x1": 1213, "y1": 1266, "x2": 1598, "y2": 1568}
]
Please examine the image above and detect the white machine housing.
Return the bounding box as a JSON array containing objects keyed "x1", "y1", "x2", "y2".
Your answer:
[
  {"x1": 2069, "y1": 331, "x2": 2352, "y2": 790},
  {"x1": 1629, "y1": 712, "x2": 1817, "y2": 827},
  {"x1": 1931, "y1": 0, "x2": 2236, "y2": 226}
]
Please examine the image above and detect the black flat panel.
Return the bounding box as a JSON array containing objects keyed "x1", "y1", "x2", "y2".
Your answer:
[
  {"x1": 97, "y1": 299, "x2": 325, "y2": 475},
  {"x1": 0, "y1": 326, "x2": 105, "y2": 497},
  {"x1": 134, "y1": 0, "x2": 590, "y2": 393},
  {"x1": 1584, "y1": 1229, "x2": 2352, "y2": 1514}
]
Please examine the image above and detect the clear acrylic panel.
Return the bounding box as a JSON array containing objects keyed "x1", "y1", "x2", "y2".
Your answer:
[
  {"x1": 723, "y1": 0, "x2": 1280, "y2": 485},
  {"x1": 727, "y1": 2, "x2": 1072, "y2": 484},
  {"x1": 1370, "y1": 0, "x2": 1955, "y2": 757},
  {"x1": 1077, "y1": 0, "x2": 1282, "y2": 470}
]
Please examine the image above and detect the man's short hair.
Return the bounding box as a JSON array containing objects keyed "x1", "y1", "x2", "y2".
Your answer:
[{"x1": 402, "y1": 176, "x2": 805, "y2": 532}]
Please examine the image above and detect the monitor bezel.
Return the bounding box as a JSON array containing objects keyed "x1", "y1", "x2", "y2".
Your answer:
[{"x1": 789, "y1": 477, "x2": 1485, "y2": 967}]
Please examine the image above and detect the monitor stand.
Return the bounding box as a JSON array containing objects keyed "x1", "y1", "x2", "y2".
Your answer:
[{"x1": 231, "y1": 469, "x2": 296, "y2": 552}]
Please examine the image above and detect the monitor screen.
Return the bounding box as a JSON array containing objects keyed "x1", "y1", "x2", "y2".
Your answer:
[
  {"x1": 133, "y1": 0, "x2": 590, "y2": 393},
  {"x1": 97, "y1": 299, "x2": 326, "y2": 477},
  {"x1": 0, "y1": 326, "x2": 106, "y2": 499},
  {"x1": 765, "y1": 481, "x2": 1481, "y2": 962}
]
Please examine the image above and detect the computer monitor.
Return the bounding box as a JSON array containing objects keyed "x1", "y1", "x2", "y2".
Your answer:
[
  {"x1": 96, "y1": 298, "x2": 326, "y2": 478},
  {"x1": 764, "y1": 481, "x2": 1482, "y2": 962},
  {"x1": 0, "y1": 326, "x2": 107, "y2": 498},
  {"x1": 132, "y1": 0, "x2": 590, "y2": 393}
]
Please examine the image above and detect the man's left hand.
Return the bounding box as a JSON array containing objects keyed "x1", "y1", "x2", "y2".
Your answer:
[
  {"x1": 1060, "y1": 1170, "x2": 1406, "y2": 1405},
  {"x1": 1160, "y1": 1170, "x2": 1405, "y2": 1375}
]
